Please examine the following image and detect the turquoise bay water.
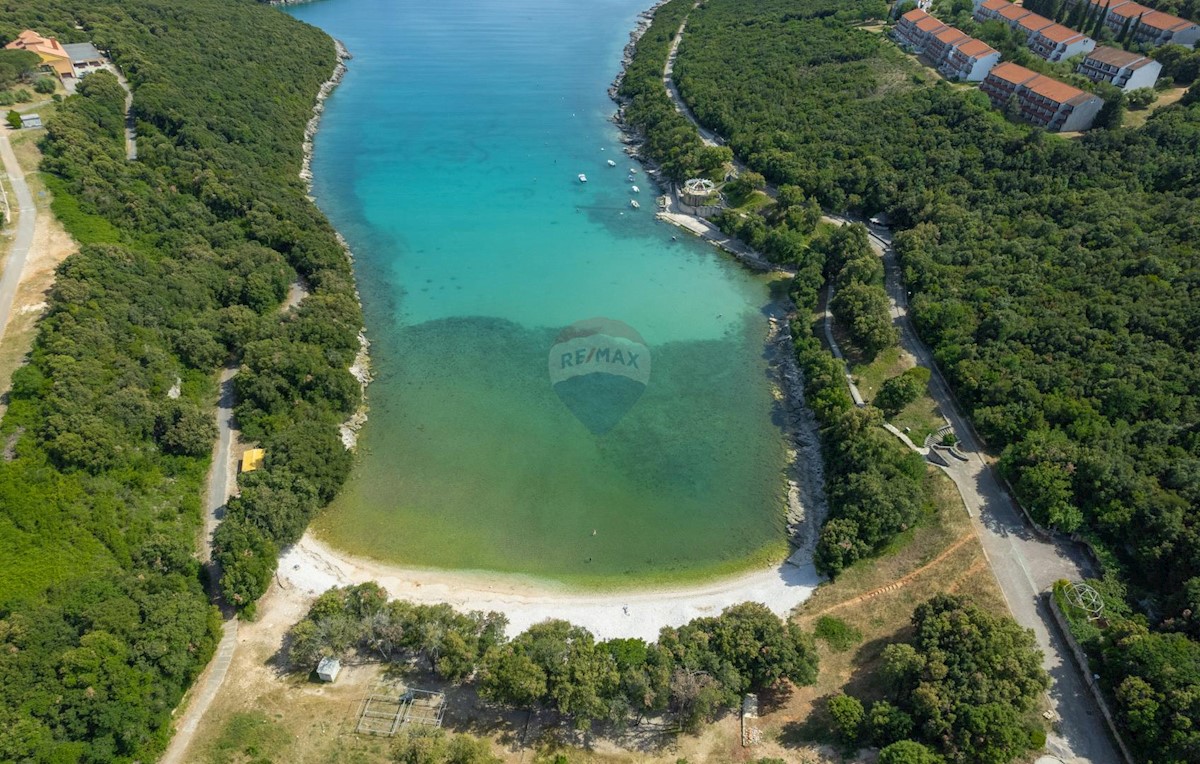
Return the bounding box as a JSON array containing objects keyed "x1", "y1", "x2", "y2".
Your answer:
[{"x1": 288, "y1": 0, "x2": 790, "y2": 585}]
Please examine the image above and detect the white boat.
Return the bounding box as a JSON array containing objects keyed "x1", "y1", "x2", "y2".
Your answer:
[
  {"x1": 578, "y1": 173, "x2": 587, "y2": 183},
  {"x1": 607, "y1": 159, "x2": 616, "y2": 167},
  {"x1": 627, "y1": 174, "x2": 635, "y2": 182},
  {"x1": 631, "y1": 185, "x2": 640, "y2": 193},
  {"x1": 629, "y1": 168, "x2": 638, "y2": 174},
  {"x1": 629, "y1": 199, "x2": 640, "y2": 209}
]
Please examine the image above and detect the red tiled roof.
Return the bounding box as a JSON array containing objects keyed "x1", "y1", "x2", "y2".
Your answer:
[
  {"x1": 1024, "y1": 74, "x2": 1087, "y2": 104},
  {"x1": 934, "y1": 26, "x2": 970, "y2": 44},
  {"x1": 979, "y1": 0, "x2": 1011, "y2": 10},
  {"x1": 1037, "y1": 23, "x2": 1087, "y2": 43},
  {"x1": 998, "y1": 4, "x2": 1034, "y2": 21},
  {"x1": 1109, "y1": 1, "x2": 1152, "y2": 18},
  {"x1": 1138, "y1": 10, "x2": 1196, "y2": 32},
  {"x1": 956, "y1": 38, "x2": 999, "y2": 58},
  {"x1": 915, "y1": 16, "x2": 948, "y2": 32},
  {"x1": 1016, "y1": 12, "x2": 1055, "y2": 32},
  {"x1": 1085, "y1": 45, "x2": 1145, "y2": 67},
  {"x1": 987, "y1": 61, "x2": 1040, "y2": 86},
  {"x1": 901, "y1": 8, "x2": 930, "y2": 22}
]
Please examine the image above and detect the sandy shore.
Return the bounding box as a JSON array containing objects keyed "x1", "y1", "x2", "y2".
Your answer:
[{"x1": 278, "y1": 535, "x2": 820, "y2": 640}]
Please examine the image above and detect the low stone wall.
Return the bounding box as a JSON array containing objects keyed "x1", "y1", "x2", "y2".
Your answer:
[{"x1": 1044, "y1": 593, "x2": 1137, "y2": 764}]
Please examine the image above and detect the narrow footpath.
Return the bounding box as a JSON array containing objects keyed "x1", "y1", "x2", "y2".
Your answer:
[
  {"x1": 0, "y1": 129, "x2": 38, "y2": 342},
  {"x1": 657, "y1": 11, "x2": 1120, "y2": 763},
  {"x1": 110, "y1": 66, "x2": 137, "y2": 161}
]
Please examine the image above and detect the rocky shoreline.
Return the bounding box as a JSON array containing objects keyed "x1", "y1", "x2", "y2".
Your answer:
[
  {"x1": 299, "y1": 38, "x2": 373, "y2": 451},
  {"x1": 610, "y1": 2, "x2": 828, "y2": 560}
]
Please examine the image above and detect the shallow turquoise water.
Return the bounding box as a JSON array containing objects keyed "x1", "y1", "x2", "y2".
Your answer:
[{"x1": 288, "y1": 0, "x2": 790, "y2": 584}]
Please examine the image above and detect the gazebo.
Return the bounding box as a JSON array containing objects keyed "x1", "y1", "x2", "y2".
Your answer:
[{"x1": 680, "y1": 178, "x2": 717, "y2": 206}]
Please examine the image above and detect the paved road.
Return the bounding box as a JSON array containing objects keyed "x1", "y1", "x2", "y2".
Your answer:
[
  {"x1": 863, "y1": 224, "x2": 1118, "y2": 763},
  {"x1": 0, "y1": 129, "x2": 37, "y2": 343},
  {"x1": 658, "y1": 11, "x2": 1120, "y2": 761}
]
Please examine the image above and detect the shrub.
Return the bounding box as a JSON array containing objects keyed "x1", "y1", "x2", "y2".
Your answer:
[
  {"x1": 826, "y1": 693, "x2": 864, "y2": 745},
  {"x1": 813, "y1": 616, "x2": 862, "y2": 652}
]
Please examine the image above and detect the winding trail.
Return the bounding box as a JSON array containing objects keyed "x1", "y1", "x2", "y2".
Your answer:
[
  {"x1": 111, "y1": 67, "x2": 138, "y2": 161},
  {"x1": 0, "y1": 129, "x2": 37, "y2": 343},
  {"x1": 659, "y1": 9, "x2": 1119, "y2": 763}
]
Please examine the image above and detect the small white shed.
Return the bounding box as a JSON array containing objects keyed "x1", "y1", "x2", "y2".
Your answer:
[
  {"x1": 316, "y1": 656, "x2": 341, "y2": 683},
  {"x1": 20, "y1": 114, "x2": 42, "y2": 129}
]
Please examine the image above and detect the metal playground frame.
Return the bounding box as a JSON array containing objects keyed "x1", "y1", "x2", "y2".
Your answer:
[{"x1": 355, "y1": 681, "x2": 446, "y2": 736}]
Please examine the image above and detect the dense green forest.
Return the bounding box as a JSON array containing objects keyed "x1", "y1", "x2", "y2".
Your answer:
[
  {"x1": 0, "y1": 0, "x2": 360, "y2": 760},
  {"x1": 658, "y1": 0, "x2": 1200, "y2": 759}
]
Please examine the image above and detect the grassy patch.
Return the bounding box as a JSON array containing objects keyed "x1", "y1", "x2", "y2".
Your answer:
[
  {"x1": 43, "y1": 174, "x2": 122, "y2": 245},
  {"x1": 203, "y1": 711, "x2": 295, "y2": 764},
  {"x1": 813, "y1": 616, "x2": 863, "y2": 653},
  {"x1": 891, "y1": 392, "x2": 945, "y2": 447},
  {"x1": 849, "y1": 345, "x2": 906, "y2": 402}
]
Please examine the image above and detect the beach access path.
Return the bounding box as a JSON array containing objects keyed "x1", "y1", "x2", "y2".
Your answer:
[
  {"x1": 658, "y1": 8, "x2": 1120, "y2": 763},
  {"x1": 0, "y1": 129, "x2": 38, "y2": 343}
]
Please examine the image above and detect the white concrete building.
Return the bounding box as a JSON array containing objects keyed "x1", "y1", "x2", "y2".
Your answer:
[
  {"x1": 1077, "y1": 45, "x2": 1162, "y2": 90},
  {"x1": 939, "y1": 37, "x2": 1002, "y2": 80},
  {"x1": 1029, "y1": 23, "x2": 1096, "y2": 62}
]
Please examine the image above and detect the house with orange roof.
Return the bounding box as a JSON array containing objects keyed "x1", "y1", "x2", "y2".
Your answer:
[
  {"x1": 939, "y1": 37, "x2": 1002, "y2": 81},
  {"x1": 1077, "y1": 45, "x2": 1162, "y2": 90},
  {"x1": 4, "y1": 30, "x2": 73, "y2": 78},
  {"x1": 981, "y1": 61, "x2": 1104, "y2": 131},
  {"x1": 893, "y1": 9, "x2": 949, "y2": 51},
  {"x1": 1029, "y1": 23, "x2": 1097, "y2": 61}
]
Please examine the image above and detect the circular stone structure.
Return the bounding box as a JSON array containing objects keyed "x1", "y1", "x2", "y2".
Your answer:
[{"x1": 681, "y1": 177, "x2": 717, "y2": 206}]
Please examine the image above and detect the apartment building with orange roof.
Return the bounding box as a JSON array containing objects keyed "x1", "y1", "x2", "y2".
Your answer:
[
  {"x1": 925, "y1": 26, "x2": 972, "y2": 63},
  {"x1": 1086, "y1": 0, "x2": 1200, "y2": 46},
  {"x1": 981, "y1": 61, "x2": 1104, "y2": 131},
  {"x1": 1077, "y1": 45, "x2": 1162, "y2": 89},
  {"x1": 893, "y1": 9, "x2": 949, "y2": 51},
  {"x1": 939, "y1": 37, "x2": 1002, "y2": 80},
  {"x1": 1029, "y1": 23, "x2": 1097, "y2": 61},
  {"x1": 894, "y1": 9, "x2": 1001, "y2": 81}
]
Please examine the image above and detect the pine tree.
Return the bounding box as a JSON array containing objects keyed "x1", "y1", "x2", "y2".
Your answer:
[
  {"x1": 1092, "y1": 0, "x2": 1110, "y2": 38},
  {"x1": 1081, "y1": 3, "x2": 1096, "y2": 32},
  {"x1": 1127, "y1": 14, "x2": 1143, "y2": 46},
  {"x1": 1117, "y1": 14, "x2": 1132, "y2": 43},
  {"x1": 1067, "y1": 1, "x2": 1087, "y2": 29}
]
